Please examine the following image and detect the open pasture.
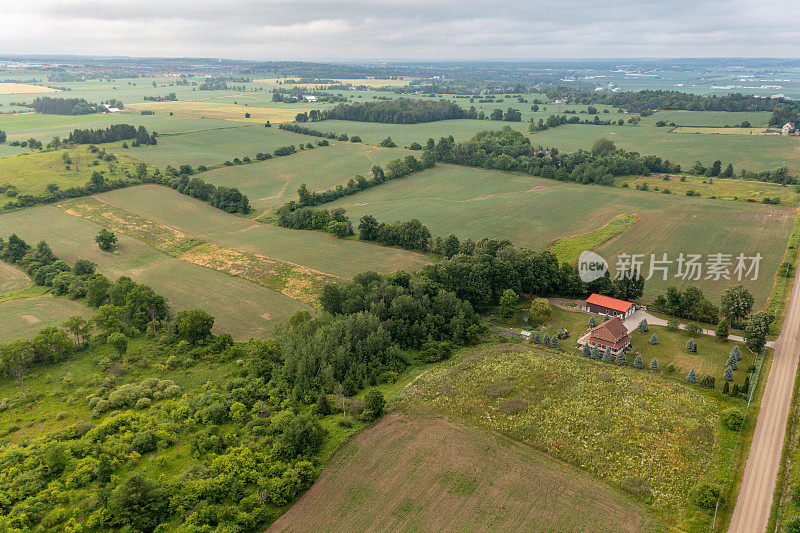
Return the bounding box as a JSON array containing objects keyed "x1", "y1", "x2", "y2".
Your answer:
[
  {"x1": 326, "y1": 164, "x2": 794, "y2": 304},
  {"x1": 402, "y1": 343, "x2": 747, "y2": 530},
  {"x1": 269, "y1": 412, "x2": 658, "y2": 533},
  {"x1": 261, "y1": 77, "x2": 415, "y2": 88},
  {"x1": 92, "y1": 185, "x2": 430, "y2": 278},
  {"x1": 0, "y1": 296, "x2": 92, "y2": 343},
  {"x1": 127, "y1": 100, "x2": 311, "y2": 124},
  {"x1": 0, "y1": 205, "x2": 310, "y2": 339},
  {"x1": 640, "y1": 110, "x2": 773, "y2": 128},
  {"x1": 0, "y1": 263, "x2": 30, "y2": 295},
  {"x1": 0, "y1": 146, "x2": 140, "y2": 197},
  {"x1": 201, "y1": 141, "x2": 407, "y2": 212},
  {"x1": 529, "y1": 123, "x2": 800, "y2": 174},
  {"x1": 117, "y1": 125, "x2": 311, "y2": 167},
  {"x1": 617, "y1": 174, "x2": 800, "y2": 204}
]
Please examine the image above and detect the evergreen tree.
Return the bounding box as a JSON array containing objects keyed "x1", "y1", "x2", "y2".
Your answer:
[
  {"x1": 716, "y1": 319, "x2": 729, "y2": 340},
  {"x1": 686, "y1": 338, "x2": 697, "y2": 353},
  {"x1": 743, "y1": 376, "x2": 750, "y2": 395},
  {"x1": 723, "y1": 366, "x2": 734, "y2": 382},
  {"x1": 533, "y1": 331, "x2": 541, "y2": 344},
  {"x1": 602, "y1": 347, "x2": 614, "y2": 363},
  {"x1": 649, "y1": 333, "x2": 658, "y2": 345},
  {"x1": 723, "y1": 381, "x2": 730, "y2": 394},
  {"x1": 731, "y1": 345, "x2": 741, "y2": 361},
  {"x1": 633, "y1": 354, "x2": 644, "y2": 369},
  {"x1": 582, "y1": 344, "x2": 591, "y2": 357},
  {"x1": 615, "y1": 352, "x2": 627, "y2": 366},
  {"x1": 591, "y1": 345, "x2": 601, "y2": 360},
  {"x1": 686, "y1": 368, "x2": 698, "y2": 383},
  {"x1": 732, "y1": 383, "x2": 740, "y2": 396},
  {"x1": 542, "y1": 332, "x2": 550, "y2": 346},
  {"x1": 650, "y1": 358, "x2": 659, "y2": 371},
  {"x1": 637, "y1": 319, "x2": 648, "y2": 333},
  {"x1": 588, "y1": 315, "x2": 597, "y2": 327},
  {"x1": 550, "y1": 336, "x2": 559, "y2": 350},
  {"x1": 726, "y1": 353, "x2": 738, "y2": 370}
]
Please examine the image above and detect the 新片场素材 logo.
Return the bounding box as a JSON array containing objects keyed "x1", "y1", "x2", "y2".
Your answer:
[{"x1": 578, "y1": 251, "x2": 608, "y2": 283}]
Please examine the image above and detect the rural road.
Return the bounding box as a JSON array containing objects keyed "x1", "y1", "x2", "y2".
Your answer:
[{"x1": 729, "y1": 265, "x2": 800, "y2": 532}]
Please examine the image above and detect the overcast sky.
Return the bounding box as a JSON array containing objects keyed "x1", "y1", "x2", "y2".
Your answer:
[{"x1": 2, "y1": 0, "x2": 799, "y2": 60}]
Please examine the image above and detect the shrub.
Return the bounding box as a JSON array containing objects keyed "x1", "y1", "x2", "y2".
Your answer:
[
  {"x1": 131, "y1": 430, "x2": 158, "y2": 453},
  {"x1": 649, "y1": 333, "x2": 658, "y2": 345},
  {"x1": 649, "y1": 358, "x2": 659, "y2": 371},
  {"x1": 686, "y1": 338, "x2": 697, "y2": 353},
  {"x1": 135, "y1": 397, "x2": 151, "y2": 410},
  {"x1": 689, "y1": 482, "x2": 723, "y2": 510},
  {"x1": 666, "y1": 319, "x2": 679, "y2": 330},
  {"x1": 108, "y1": 474, "x2": 168, "y2": 531},
  {"x1": 722, "y1": 407, "x2": 744, "y2": 430},
  {"x1": 633, "y1": 354, "x2": 643, "y2": 369},
  {"x1": 363, "y1": 389, "x2": 386, "y2": 421},
  {"x1": 686, "y1": 369, "x2": 698, "y2": 383},
  {"x1": 686, "y1": 322, "x2": 702, "y2": 336}
]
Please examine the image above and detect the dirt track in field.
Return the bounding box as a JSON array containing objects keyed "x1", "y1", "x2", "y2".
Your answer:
[
  {"x1": 267, "y1": 412, "x2": 655, "y2": 533},
  {"x1": 729, "y1": 242, "x2": 800, "y2": 532}
]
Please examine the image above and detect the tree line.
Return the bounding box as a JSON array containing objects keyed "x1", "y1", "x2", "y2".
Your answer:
[
  {"x1": 68, "y1": 124, "x2": 157, "y2": 145},
  {"x1": 31, "y1": 96, "x2": 99, "y2": 115},
  {"x1": 322, "y1": 98, "x2": 474, "y2": 124}
]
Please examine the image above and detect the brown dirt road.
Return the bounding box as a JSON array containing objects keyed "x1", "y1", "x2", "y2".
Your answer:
[{"x1": 729, "y1": 259, "x2": 800, "y2": 532}]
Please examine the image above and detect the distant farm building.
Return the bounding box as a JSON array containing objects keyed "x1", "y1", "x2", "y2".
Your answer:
[
  {"x1": 577, "y1": 316, "x2": 631, "y2": 355},
  {"x1": 783, "y1": 122, "x2": 796, "y2": 135},
  {"x1": 303, "y1": 95, "x2": 317, "y2": 102},
  {"x1": 102, "y1": 104, "x2": 122, "y2": 113},
  {"x1": 580, "y1": 293, "x2": 636, "y2": 319}
]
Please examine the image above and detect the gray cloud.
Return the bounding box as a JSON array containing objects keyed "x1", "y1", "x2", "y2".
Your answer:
[{"x1": 1, "y1": 0, "x2": 799, "y2": 59}]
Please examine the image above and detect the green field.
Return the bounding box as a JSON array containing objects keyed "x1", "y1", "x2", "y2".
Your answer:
[
  {"x1": 116, "y1": 124, "x2": 313, "y2": 167},
  {"x1": 201, "y1": 141, "x2": 407, "y2": 212},
  {"x1": 0, "y1": 295, "x2": 92, "y2": 343},
  {"x1": 0, "y1": 112, "x2": 240, "y2": 142},
  {"x1": 0, "y1": 262, "x2": 30, "y2": 295},
  {"x1": 402, "y1": 342, "x2": 748, "y2": 531},
  {"x1": 0, "y1": 146, "x2": 140, "y2": 197},
  {"x1": 92, "y1": 185, "x2": 430, "y2": 278},
  {"x1": 528, "y1": 123, "x2": 800, "y2": 174},
  {"x1": 639, "y1": 110, "x2": 773, "y2": 128},
  {"x1": 617, "y1": 175, "x2": 800, "y2": 204},
  {"x1": 305, "y1": 119, "x2": 529, "y2": 147},
  {"x1": 326, "y1": 164, "x2": 794, "y2": 305},
  {"x1": 0, "y1": 205, "x2": 311, "y2": 339}
]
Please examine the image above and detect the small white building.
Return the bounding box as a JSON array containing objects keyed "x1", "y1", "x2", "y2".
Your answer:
[
  {"x1": 102, "y1": 104, "x2": 122, "y2": 113},
  {"x1": 783, "y1": 122, "x2": 795, "y2": 135},
  {"x1": 303, "y1": 95, "x2": 317, "y2": 102}
]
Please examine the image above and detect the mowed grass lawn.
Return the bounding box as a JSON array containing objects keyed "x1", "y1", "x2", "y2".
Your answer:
[
  {"x1": 327, "y1": 164, "x2": 794, "y2": 305},
  {"x1": 201, "y1": 141, "x2": 408, "y2": 212},
  {"x1": 118, "y1": 125, "x2": 313, "y2": 167},
  {"x1": 403, "y1": 343, "x2": 747, "y2": 531},
  {"x1": 0, "y1": 296, "x2": 92, "y2": 343},
  {"x1": 528, "y1": 123, "x2": 800, "y2": 174},
  {"x1": 0, "y1": 206, "x2": 311, "y2": 340},
  {"x1": 93, "y1": 185, "x2": 430, "y2": 278},
  {"x1": 0, "y1": 146, "x2": 140, "y2": 197},
  {"x1": 269, "y1": 412, "x2": 660, "y2": 533}
]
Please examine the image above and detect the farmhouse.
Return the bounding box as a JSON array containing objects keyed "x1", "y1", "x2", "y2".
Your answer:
[
  {"x1": 580, "y1": 293, "x2": 636, "y2": 319},
  {"x1": 578, "y1": 316, "x2": 631, "y2": 355},
  {"x1": 782, "y1": 122, "x2": 795, "y2": 135},
  {"x1": 303, "y1": 95, "x2": 317, "y2": 102}
]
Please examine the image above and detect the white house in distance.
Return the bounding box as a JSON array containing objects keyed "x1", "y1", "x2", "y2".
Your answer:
[
  {"x1": 579, "y1": 293, "x2": 636, "y2": 319},
  {"x1": 783, "y1": 122, "x2": 796, "y2": 135},
  {"x1": 303, "y1": 95, "x2": 317, "y2": 102},
  {"x1": 102, "y1": 104, "x2": 122, "y2": 113}
]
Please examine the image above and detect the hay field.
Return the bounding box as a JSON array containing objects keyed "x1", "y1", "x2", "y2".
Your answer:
[
  {"x1": 326, "y1": 164, "x2": 794, "y2": 304},
  {"x1": 127, "y1": 101, "x2": 310, "y2": 124},
  {"x1": 258, "y1": 77, "x2": 414, "y2": 88},
  {"x1": 0, "y1": 83, "x2": 58, "y2": 94},
  {"x1": 269, "y1": 412, "x2": 658, "y2": 533}
]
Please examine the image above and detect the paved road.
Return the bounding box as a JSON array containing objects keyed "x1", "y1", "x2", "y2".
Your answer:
[{"x1": 729, "y1": 265, "x2": 800, "y2": 532}]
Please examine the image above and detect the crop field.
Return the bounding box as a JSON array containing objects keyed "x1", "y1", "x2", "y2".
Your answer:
[
  {"x1": 117, "y1": 125, "x2": 312, "y2": 167},
  {"x1": 305, "y1": 119, "x2": 529, "y2": 147},
  {"x1": 269, "y1": 412, "x2": 659, "y2": 533},
  {"x1": 672, "y1": 126, "x2": 768, "y2": 135},
  {"x1": 0, "y1": 205, "x2": 311, "y2": 339},
  {"x1": 260, "y1": 77, "x2": 415, "y2": 88},
  {"x1": 327, "y1": 164, "x2": 794, "y2": 304},
  {"x1": 0, "y1": 262, "x2": 30, "y2": 295},
  {"x1": 0, "y1": 144, "x2": 25, "y2": 158},
  {"x1": 0, "y1": 296, "x2": 92, "y2": 343},
  {"x1": 528, "y1": 123, "x2": 800, "y2": 174},
  {"x1": 402, "y1": 343, "x2": 746, "y2": 530},
  {"x1": 0, "y1": 145, "x2": 140, "y2": 197},
  {"x1": 126, "y1": 100, "x2": 312, "y2": 124},
  {"x1": 0, "y1": 112, "x2": 239, "y2": 143},
  {"x1": 0, "y1": 82, "x2": 58, "y2": 94},
  {"x1": 92, "y1": 185, "x2": 430, "y2": 278},
  {"x1": 547, "y1": 213, "x2": 639, "y2": 264},
  {"x1": 201, "y1": 141, "x2": 408, "y2": 212}
]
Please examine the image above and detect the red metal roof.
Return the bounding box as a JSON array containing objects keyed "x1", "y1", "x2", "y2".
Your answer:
[{"x1": 585, "y1": 293, "x2": 634, "y2": 313}]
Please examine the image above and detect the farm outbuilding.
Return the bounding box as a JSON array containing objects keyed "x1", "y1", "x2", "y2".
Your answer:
[{"x1": 580, "y1": 293, "x2": 636, "y2": 319}]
